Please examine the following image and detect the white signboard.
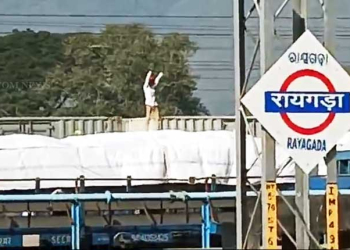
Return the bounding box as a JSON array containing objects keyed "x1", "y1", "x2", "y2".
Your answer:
[{"x1": 241, "y1": 30, "x2": 350, "y2": 174}]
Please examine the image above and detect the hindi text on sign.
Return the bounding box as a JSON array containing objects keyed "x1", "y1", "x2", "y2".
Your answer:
[{"x1": 265, "y1": 92, "x2": 350, "y2": 113}]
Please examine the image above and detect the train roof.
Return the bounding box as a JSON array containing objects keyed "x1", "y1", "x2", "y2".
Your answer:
[{"x1": 0, "y1": 130, "x2": 334, "y2": 191}]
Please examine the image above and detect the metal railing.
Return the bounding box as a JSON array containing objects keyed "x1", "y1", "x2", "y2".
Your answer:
[
  {"x1": 0, "y1": 175, "x2": 304, "y2": 193},
  {"x1": 0, "y1": 116, "x2": 261, "y2": 138}
]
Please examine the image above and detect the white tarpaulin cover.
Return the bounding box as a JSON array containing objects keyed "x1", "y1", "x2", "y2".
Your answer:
[{"x1": 0, "y1": 131, "x2": 327, "y2": 190}]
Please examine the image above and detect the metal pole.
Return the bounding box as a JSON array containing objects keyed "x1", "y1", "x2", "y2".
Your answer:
[
  {"x1": 234, "y1": 0, "x2": 247, "y2": 248},
  {"x1": 292, "y1": 0, "x2": 306, "y2": 42},
  {"x1": 2, "y1": 190, "x2": 350, "y2": 203},
  {"x1": 71, "y1": 202, "x2": 82, "y2": 250},
  {"x1": 324, "y1": 0, "x2": 336, "y2": 53},
  {"x1": 292, "y1": 0, "x2": 311, "y2": 249},
  {"x1": 295, "y1": 166, "x2": 311, "y2": 248},
  {"x1": 260, "y1": 0, "x2": 278, "y2": 249},
  {"x1": 201, "y1": 203, "x2": 210, "y2": 248},
  {"x1": 324, "y1": 1, "x2": 338, "y2": 249}
]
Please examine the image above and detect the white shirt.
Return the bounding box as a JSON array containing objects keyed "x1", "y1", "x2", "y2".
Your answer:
[{"x1": 143, "y1": 71, "x2": 163, "y2": 107}]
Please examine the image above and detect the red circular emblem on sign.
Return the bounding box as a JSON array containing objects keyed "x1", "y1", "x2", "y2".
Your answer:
[{"x1": 280, "y1": 69, "x2": 335, "y2": 135}]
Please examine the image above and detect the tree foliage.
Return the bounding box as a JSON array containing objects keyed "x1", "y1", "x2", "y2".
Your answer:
[
  {"x1": 0, "y1": 29, "x2": 65, "y2": 116},
  {"x1": 0, "y1": 24, "x2": 208, "y2": 117}
]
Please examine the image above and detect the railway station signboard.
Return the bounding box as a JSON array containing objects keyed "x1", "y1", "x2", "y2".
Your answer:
[{"x1": 241, "y1": 30, "x2": 350, "y2": 174}]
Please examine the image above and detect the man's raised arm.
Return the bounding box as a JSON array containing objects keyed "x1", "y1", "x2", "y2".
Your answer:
[
  {"x1": 144, "y1": 71, "x2": 152, "y2": 88},
  {"x1": 154, "y1": 72, "x2": 164, "y2": 88}
]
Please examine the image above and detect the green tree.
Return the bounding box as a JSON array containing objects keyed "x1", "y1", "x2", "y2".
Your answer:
[
  {"x1": 0, "y1": 25, "x2": 208, "y2": 117},
  {"x1": 42, "y1": 24, "x2": 209, "y2": 117},
  {"x1": 0, "y1": 29, "x2": 65, "y2": 116}
]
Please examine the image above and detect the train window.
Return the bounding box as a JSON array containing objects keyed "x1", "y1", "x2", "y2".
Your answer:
[{"x1": 338, "y1": 160, "x2": 350, "y2": 175}]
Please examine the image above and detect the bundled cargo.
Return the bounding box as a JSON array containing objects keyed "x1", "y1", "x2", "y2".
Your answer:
[{"x1": 0, "y1": 130, "x2": 326, "y2": 190}]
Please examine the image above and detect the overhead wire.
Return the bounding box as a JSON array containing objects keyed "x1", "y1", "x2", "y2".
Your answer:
[
  {"x1": 0, "y1": 31, "x2": 233, "y2": 37},
  {"x1": 0, "y1": 20, "x2": 232, "y2": 30},
  {"x1": 3, "y1": 8, "x2": 350, "y2": 96},
  {"x1": 0, "y1": 13, "x2": 233, "y2": 18}
]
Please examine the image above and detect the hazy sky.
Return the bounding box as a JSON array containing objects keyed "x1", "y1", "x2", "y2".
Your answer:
[{"x1": 0, "y1": 0, "x2": 349, "y2": 115}]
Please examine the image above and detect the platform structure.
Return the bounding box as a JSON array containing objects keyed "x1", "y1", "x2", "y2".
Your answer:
[
  {"x1": 0, "y1": 193, "x2": 219, "y2": 249},
  {"x1": 3, "y1": 117, "x2": 350, "y2": 249},
  {"x1": 0, "y1": 178, "x2": 225, "y2": 249},
  {"x1": 233, "y1": 0, "x2": 344, "y2": 249},
  {"x1": 0, "y1": 175, "x2": 349, "y2": 249},
  {"x1": 0, "y1": 2, "x2": 345, "y2": 249}
]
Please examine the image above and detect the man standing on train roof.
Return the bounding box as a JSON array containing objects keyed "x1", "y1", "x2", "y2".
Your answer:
[{"x1": 143, "y1": 70, "x2": 163, "y2": 129}]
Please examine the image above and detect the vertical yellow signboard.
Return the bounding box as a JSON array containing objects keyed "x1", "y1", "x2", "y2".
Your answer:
[
  {"x1": 266, "y1": 182, "x2": 278, "y2": 249},
  {"x1": 326, "y1": 184, "x2": 339, "y2": 250}
]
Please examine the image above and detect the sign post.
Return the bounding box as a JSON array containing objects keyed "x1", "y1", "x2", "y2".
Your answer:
[
  {"x1": 242, "y1": 29, "x2": 350, "y2": 248},
  {"x1": 260, "y1": 0, "x2": 278, "y2": 248},
  {"x1": 242, "y1": 29, "x2": 350, "y2": 173},
  {"x1": 324, "y1": 0, "x2": 339, "y2": 249},
  {"x1": 233, "y1": 0, "x2": 248, "y2": 248},
  {"x1": 326, "y1": 183, "x2": 339, "y2": 249},
  {"x1": 292, "y1": 2, "x2": 311, "y2": 248},
  {"x1": 266, "y1": 182, "x2": 278, "y2": 249}
]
